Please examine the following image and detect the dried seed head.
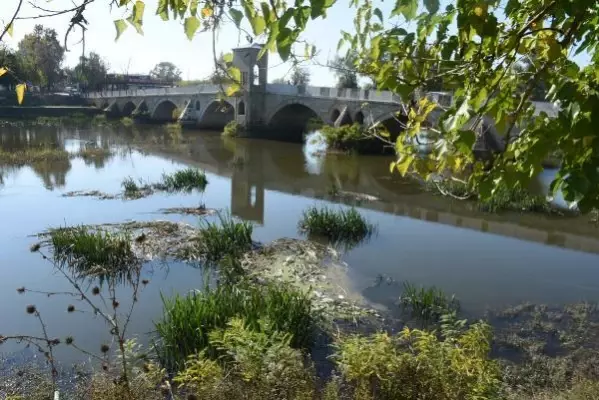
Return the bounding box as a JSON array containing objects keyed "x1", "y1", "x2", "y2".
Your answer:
[
  {"x1": 141, "y1": 279, "x2": 149, "y2": 285},
  {"x1": 67, "y1": 305, "x2": 75, "y2": 313},
  {"x1": 92, "y1": 287, "x2": 100, "y2": 295},
  {"x1": 65, "y1": 336, "x2": 74, "y2": 345},
  {"x1": 49, "y1": 338, "x2": 60, "y2": 346},
  {"x1": 30, "y1": 243, "x2": 41, "y2": 252},
  {"x1": 100, "y1": 344, "x2": 110, "y2": 353},
  {"x1": 26, "y1": 305, "x2": 36, "y2": 314},
  {"x1": 187, "y1": 394, "x2": 198, "y2": 400},
  {"x1": 0, "y1": 335, "x2": 6, "y2": 344},
  {"x1": 112, "y1": 300, "x2": 119, "y2": 309},
  {"x1": 102, "y1": 363, "x2": 108, "y2": 371},
  {"x1": 16, "y1": 287, "x2": 25, "y2": 294}
]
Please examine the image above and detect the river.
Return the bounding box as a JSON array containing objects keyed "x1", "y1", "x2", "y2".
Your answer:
[{"x1": 1, "y1": 122, "x2": 599, "y2": 364}]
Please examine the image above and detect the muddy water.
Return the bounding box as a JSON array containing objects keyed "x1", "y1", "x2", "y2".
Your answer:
[{"x1": 1, "y1": 123, "x2": 599, "y2": 363}]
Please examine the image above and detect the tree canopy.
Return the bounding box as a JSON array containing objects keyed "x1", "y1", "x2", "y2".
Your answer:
[
  {"x1": 290, "y1": 66, "x2": 310, "y2": 86},
  {"x1": 329, "y1": 54, "x2": 359, "y2": 89},
  {"x1": 69, "y1": 52, "x2": 109, "y2": 92},
  {"x1": 150, "y1": 61, "x2": 182, "y2": 83},
  {"x1": 17, "y1": 25, "x2": 64, "y2": 90}
]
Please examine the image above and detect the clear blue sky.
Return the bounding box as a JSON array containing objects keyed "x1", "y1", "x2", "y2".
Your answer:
[{"x1": 0, "y1": 0, "x2": 590, "y2": 86}]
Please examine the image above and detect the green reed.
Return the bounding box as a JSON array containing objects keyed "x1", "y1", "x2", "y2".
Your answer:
[
  {"x1": 155, "y1": 282, "x2": 315, "y2": 372},
  {"x1": 197, "y1": 212, "x2": 253, "y2": 266},
  {"x1": 160, "y1": 168, "x2": 208, "y2": 192},
  {"x1": 298, "y1": 206, "x2": 374, "y2": 247},
  {"x1": 399, "y1": 281, "x2": 460, "y2": 326}
]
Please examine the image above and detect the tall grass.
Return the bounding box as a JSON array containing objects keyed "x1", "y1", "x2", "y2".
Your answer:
[
  {"x1": 298, "y1": 206, "x2": 374, "y2": 247},
  {"x1": 160, "y1": 168, "x2": 208, "y2": 192},
  {"x1": 399, "y1": 281, "x2": 460, "y2": 326},
  {"x1": 155, "y1": 282, "x2": 316, "y2": 372},
  {"x1": 197, "y1": 213, "x2": 253, "y2": 266},
  {"x1": 49, "y1": 226, "x2": 137, "y2": 281}
]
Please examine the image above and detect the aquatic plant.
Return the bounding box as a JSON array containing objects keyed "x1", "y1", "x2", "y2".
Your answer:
[
  {"x1": 298, "y1": 206, "x2": 375, "y2": 247},
  {"x1": 399, "y1": 282, "x2": 460, "y2": 326},
  {"x1": 160, "y1": 168, "x2": 208, "y2": 192},
  {"x1": 197, "y1": 212, "x2": 253, "y2": 266},
  {"x1": 478, "y1": 184, "x2": 553, "y2": 214},
  {"x1": 122, "y1": 176, "x2": 142, "y2": 196},
  {"x1": 222, "y1": 120, "x2": 243, "y2": 137},
  {"x1": 48, "y1": 226, "x2": 138, "y2": 281},
  {"x1": 77, "y1": 146, "x2": 113, "y2": 161},
  {"x1": 155, "y1": 282, "x2": 315, "y2": 372},
  {"x1": 0, "y1": 147, "x2": 70, "y2": 166}
]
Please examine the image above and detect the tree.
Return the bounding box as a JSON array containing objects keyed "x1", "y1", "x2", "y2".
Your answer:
[
  {"x1": 150, "y1": 62, "x2": 182, "y2": 83},
  {"x1": 289, "y1": 67, "x2": 310, "y2": 86},
  {"x1": 17, "y1": 25, "x2": 64, "y2": 90},
  {"x1": 271, "y1": 77, "x2": 287, "y2": 84},
  {"x1": 71, "y1": 52, "x2": 109, "y2": 92},
  {"x1": 329, "y1": 54, "x2": 358, "y2": 89},
  {"x1": 0, "y1": 45, "x2": 24, "y2": 88}
]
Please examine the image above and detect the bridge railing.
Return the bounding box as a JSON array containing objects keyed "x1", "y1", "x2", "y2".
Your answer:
[
  {"x1": 85, "y1": 84, "x2": 223, "y2": 99},
  {"x1": 267, "y1": 84, "x2": 400, "y2": 103}
]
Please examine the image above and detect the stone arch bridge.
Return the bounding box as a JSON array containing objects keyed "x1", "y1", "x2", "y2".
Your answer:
[{"x1": 86, "y1": 83, "x2": 407, "y2": 141}]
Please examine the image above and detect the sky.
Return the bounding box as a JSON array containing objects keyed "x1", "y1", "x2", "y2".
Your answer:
[
  {"x1": 0, "y1": 0, "x2": 590, "y2": 87},
  {"x1": 0, "y1": 0, "x2": 398, "y2": 87}
]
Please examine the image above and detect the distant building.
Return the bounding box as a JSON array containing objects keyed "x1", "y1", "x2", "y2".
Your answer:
[{"x1": 101, "y1": 74, "x2": 173, "y2": 92}]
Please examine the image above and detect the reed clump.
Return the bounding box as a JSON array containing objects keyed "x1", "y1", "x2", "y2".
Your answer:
[
  {"x1": 298, "y1": 206, "x2": 374, "y2": 247},
  {"x1": 155, "y1": 282, "x2": 316, "y2": 372},
  {"x1": 159, "y1": 168, "x2": 208, "y2": 192}
]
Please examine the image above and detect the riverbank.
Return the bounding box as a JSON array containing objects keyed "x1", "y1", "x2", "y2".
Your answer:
[{"x1": 4, "y1": 215, "x2": 599, "y2": 399}]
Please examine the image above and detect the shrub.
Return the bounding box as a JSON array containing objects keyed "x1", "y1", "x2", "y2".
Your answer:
[
  {"x1": 399, "y1": 282, "x2": 460, "y2": 326},
  {"x1": 197, "y1": 213, "x2": 253, "y2": 266},
  {"x1": 222, "y1": 121, "x2": 243, "y2": 137},
  {"x1": 332, "y1": 323, "x2": 501, "y2": 400},
  {"x1": 175, "y1": 317, "x2": 315, "y2": 399},
  {"x1": 155, "y1": 283, "x2": 316, "y2": 372},
  {"x1": 160, "y1": 168, "x2": 208, "y2": 192},
  {"x1": 298, "y1": 206, "x2": 374, "y2": 247}
]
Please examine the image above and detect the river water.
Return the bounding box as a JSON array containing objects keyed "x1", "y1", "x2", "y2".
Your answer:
[{"x1": 2, "y1": 123, "x2": 599, "y2": 364}]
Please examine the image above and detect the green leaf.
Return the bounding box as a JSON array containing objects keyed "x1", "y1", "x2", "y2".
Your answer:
[
  {"x1": 6, "y1": 22, "x2": 13, "y2": 37},
  {"x1": 454, "y1": 130, "x2": 476, "y2": 155},
  {"x1": 250, "y1": 15, "x2": 266, "y2": 35},
  {"x1": 114, "y1": 19, "x2": 129, "y2": 40},
  {"x1": 424, "y1": 0, "x2": 439, "y2": 13},
  {"x1": 228, "y1": 67, "x2": 241, "y2": 83},
  {"x1": 229, "y1": 9, "x2": 244, "y2": 27},
  {"x1": 226, "y1": 83, "x2": 241, "y2": 97},
  {"x1": 222, "y1": 53, "x2": 234, "y2": 63},
  {"x1": 392, "y1": 0, "x2": 418, "y2": 20},
  {"x1": 190, "y1": 0, "x2": 199, "y2": 16},
  {"x1": 373, "y1": 8, "x2": 383, "y2": 23},
  {"x1": 396, "y1": 154, "x2": 415, "y2": 176},
  {"x1": 156, "y1": 0, "x2": 169, "y2": 21},
  {"x1": 184, "y1": 16, "x2": 200, "y2": 40},
  {"x1": 311, "y1": 0, "x2": 335, "y2": 19},
  {"x1": 127, "y1": 1, "x2": 145, "y2": 34}
]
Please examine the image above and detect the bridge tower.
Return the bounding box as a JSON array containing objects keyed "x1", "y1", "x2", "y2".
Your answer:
[{"x1": 232, "y1": 44, "x2": 268, "y2": 131}]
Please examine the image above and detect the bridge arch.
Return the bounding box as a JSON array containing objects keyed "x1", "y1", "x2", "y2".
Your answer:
[
  {"x1": 100, "y1": 101, "x2": 109, "y2": 110},
  {"x1": 152, "y1": 100, "x2": 179, "y2": 122},
  {"x1": 268, "y1": 101, "x2": 320, "y2": 141},
  {"x1": 121, "y1": 101, "x2": 136, "y2": 117},
  {"x1": 355, "y1": 110, "x2": 365, "y2": 125},
  {"x1": 198, "y1": 99, "x2": 235, "y2": 130},
  {"x1": 329, "y1": 105, "x2": 353, "y2": 126}
]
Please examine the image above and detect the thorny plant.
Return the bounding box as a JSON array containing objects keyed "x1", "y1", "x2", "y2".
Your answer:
[{"x1": 0, "y1": 227, "x2": 156, "y2": 397}]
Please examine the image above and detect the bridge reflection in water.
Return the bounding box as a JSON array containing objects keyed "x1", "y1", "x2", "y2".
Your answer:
[{"x1": 146, "y1": 131, "x2": 599, "y2": 256}]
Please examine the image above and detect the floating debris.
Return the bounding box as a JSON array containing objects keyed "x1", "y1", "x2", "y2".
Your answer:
[
  {"x1": 62, "y1": 190, "x2": 117, "y2": 200},
  {"x1": 158, "y1": 206, "x2": 216, "y2": 216}
]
